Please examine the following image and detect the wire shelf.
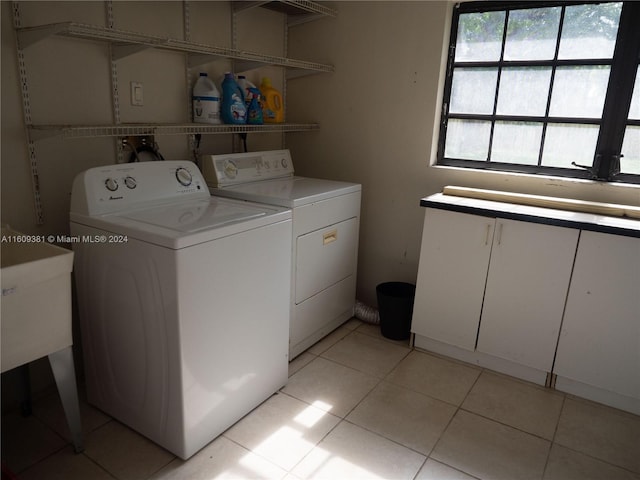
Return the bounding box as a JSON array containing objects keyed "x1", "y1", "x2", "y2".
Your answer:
[
  {"x1": 16, "y1": 22, "x2": 333, "y2": 75},
  {"x1": 29, "y1": 123, "x2": 320, "y2": 140},
  {"x1": 233, "y1": 0, "x2": 337, "y2": 25}
]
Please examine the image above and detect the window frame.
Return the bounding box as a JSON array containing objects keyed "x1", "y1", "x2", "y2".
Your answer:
[{"x1": 437, "y1": 1, "x2": 640, "y2": 184}]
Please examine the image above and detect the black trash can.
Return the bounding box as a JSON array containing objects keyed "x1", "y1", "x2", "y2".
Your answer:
[{"x1": 376, "y1": 282, "x2": 416, "y2": 340}]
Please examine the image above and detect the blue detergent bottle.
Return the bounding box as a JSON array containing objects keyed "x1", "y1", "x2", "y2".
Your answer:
[
  {"x1": 246, "y1": 87, "x2": 264, "y2": 125},
  {"x1": 221, "y1": 73, "x2": 247, "y2": 124}
]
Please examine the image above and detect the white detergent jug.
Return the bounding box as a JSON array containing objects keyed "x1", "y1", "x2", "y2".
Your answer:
[{"x1": 193, "y1": 73, "x2": 221, "y2": 124}]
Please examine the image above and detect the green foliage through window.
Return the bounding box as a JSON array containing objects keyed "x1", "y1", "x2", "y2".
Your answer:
[{"x1": 438, "y1": 1, "x2": 640, "y2": 183}]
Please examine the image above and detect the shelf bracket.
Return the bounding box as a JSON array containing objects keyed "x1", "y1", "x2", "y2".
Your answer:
[
  {"x1": 286, "y1": 68, "x2": 323, "y2": 80},
  {"x1": 234, "y1": 59, "x2": 268, "y2": 73},
  {"x1": 232, "y1": 1, "x2": 270, "y2": 14},
  {"x1": 112, "y1": 43, "x2": 154, "y2": 60},
  {"x1": 16, "y1": 23, "x2": 70, "y2": 49},
  {"x1": 287, "y1": 13, "x2": 326, "y2": 27},
  {"x1": 187, "y1": 53, "x2": 225, "y2": 68}
]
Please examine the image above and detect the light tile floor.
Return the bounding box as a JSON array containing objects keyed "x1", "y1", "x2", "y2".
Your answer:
[{"x1": 3, "y1": 319, "x2": 640, "y2": 480}]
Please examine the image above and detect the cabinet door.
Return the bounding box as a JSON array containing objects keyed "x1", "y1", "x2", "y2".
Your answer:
[
  {"x1": 476, "y1": 219, "x2": 579, "y2": 371},
  {"x1": 412, "y1": 208, "x2": 494, "y2": 351},
  {"x1": 554, "y1": 231, "x2": 640, "y2": 400}
]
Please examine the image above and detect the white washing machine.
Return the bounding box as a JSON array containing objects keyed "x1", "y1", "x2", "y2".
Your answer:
[
  {"x1": 69, "y1": 161, "x2": 292, "y2": 459},
  {"x1": 201, "y1": 150, "x2": 361, "y2": 359}
]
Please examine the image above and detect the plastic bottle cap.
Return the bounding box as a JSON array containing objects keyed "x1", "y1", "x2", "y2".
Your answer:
[
  {"x1": 261, "y1": 77, "x2": 272, "y2": 87},
  {"x1": 200, "y1": 72, "x2": 207, "y2": 76}
]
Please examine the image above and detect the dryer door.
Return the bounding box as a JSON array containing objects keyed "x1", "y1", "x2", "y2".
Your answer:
[{"x1": 295, "y1": 217, "x2": 359, "y2": 304}]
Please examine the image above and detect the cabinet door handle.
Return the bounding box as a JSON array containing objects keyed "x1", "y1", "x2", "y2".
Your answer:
[
  {"x1": 485, "y1": 224, "x2": 491, "y2": 245},
  {"x1": 497, "y1": 223, "x2": 504, "y2": 245}
]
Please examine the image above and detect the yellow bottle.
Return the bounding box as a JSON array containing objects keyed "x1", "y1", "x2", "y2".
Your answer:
[{"x1": 259, "y1": 77, "x2": 284, "y2": 123}]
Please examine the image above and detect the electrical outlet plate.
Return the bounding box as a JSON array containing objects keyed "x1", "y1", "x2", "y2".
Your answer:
[{"x1": 130, "y1": 81, "x2": 143, "y2": 106}]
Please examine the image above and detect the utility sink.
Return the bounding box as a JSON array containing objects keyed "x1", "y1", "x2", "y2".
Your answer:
[
  {"x1": 1, "y1": 226, "x2": 84, "y2": 453},
  {"x1": 1, "y1": 226, "x2": 74, "y2": 372}
]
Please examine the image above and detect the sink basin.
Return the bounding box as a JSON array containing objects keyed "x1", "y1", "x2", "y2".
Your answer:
[{"x1": 1, "y1": 227, "x2": 74, "y2": 373}]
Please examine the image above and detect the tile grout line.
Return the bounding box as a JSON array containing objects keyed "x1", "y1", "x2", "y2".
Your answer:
[
  {"x1": 2, "y1": 409, "x2": 73, "y2": 476},
  {"x1": 344, "y1": 344, "x2": 478, "y2": 479},
  {"x1": 306, "y1": 328, "x2": 488, "y2": 478},
  {"x1": 144, "y1": 340, "x2": 636, "y2": 480},
  {"x1": 280, "y1": 327, "x2": 414, "y2": 477},
  {"x1": 455, "y1": 405, "x2": 559, "y2": 443},
  {"x1": 279, "y1": 344, "x2": 384, "y2": 478},
  {"x1": 384, "y1": 349, "x2": 484, "y2": 408},
  {"x1": 540, "y1": 393, "x2": 567, "y2": 480},
  {"x1": 417, "y1": 366, "x2": 487, "y2": 479},
  {"x1": 81, "y1": 451, "x2": 120, "y2": 480},
  {"x1": 283, "y1": 364, "x2": 409, "y2": 477},
  {"x1": 143, "y1": 451, "x2": 178, "y2": 480},
  {"x1": 285, "y1": 347, "x2": 640, "y2": 480},
  {"x1": 315, "y1": 333, "x2": 413, "y2": 381},
  {"x1": 546, "y1": 395, "x2": 640, "y2": 478},
  {"x1": 221, "y1": 433, "x2": 290, "y2": 478},
  {"x1": 454, "y1": 370, "x2": 565, "y2": 442}
]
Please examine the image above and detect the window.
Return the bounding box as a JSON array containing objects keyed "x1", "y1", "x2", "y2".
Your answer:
[{"x1": 438, "y1": 1, "x2": 640, "y2": 183}]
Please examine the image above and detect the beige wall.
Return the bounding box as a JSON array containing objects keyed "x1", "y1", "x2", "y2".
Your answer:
[
  {"x1": 1, "y1": 1, "x2": 286, "y2": 238},
  {"x1": 286, "y1": 1, "x2": 640, "y2": 307},
  {"x1": 2, "y1": 1, "x2": 640, "y2": 361},
  {"x1": 286, "y1": 1, "x2": 448, "y2": 306}
]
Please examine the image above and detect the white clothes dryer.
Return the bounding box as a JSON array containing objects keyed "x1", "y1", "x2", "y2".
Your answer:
[
  {"x1": 70, "y1": 161, "x2": 292, "y2": 459},
  {"x1": 201, "y1": 150, "x2": 361, "y2": 359}
]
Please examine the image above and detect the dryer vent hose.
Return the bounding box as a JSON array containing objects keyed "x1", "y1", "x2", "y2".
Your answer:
[{"x1": 355, "y1": 299, "x2": 380, "y2": 325}]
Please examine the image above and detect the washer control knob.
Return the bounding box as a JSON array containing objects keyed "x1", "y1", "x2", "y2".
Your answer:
[
  {"x1": 124, "y1": 176, "x2": 137, "y2": 189},
  {"x1": 175, "y1": 167, "x2": 192, "y2": 186},
  {"x1": 105, "y1": 178, "x2": 118, "y2": 192},
  {"x1": 281, "y1": 157, "x2": 288, "y2": 168},
  {"x1": 224, "y1": 159, "x2": 238, "y2": 179}
]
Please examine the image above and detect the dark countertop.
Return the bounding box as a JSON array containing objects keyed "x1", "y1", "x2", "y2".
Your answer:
[{"x1": 421, "y1": 193, "x2": 640, "y2": 238}]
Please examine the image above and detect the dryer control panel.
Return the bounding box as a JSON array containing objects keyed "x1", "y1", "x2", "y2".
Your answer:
[
  {"x1": 201, "y1": 150, "x2": 294, "y2": 188},
  {"x1": 71, "y1": 161, "x2": 208, "y2": 216}
]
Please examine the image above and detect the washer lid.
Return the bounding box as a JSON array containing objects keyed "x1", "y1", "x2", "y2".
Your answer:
[
  {"x1": 121, "y1": 198, "x2": 266, "y2": 233},
  {"x1": 210, "y1": 176, "x2": 361, "y2": 208},
  {"x1": 71, "y1": 196, "x2": 291, "y2": 249}
]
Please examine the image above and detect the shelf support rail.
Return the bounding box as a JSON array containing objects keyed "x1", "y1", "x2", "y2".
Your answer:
[
  {"x1": 105, "y1": 1, "x2": 125, "y2": 164},
  {"x1": 183, "y1": 1, "x2": 197, "y2": 161},
  {"x1": 12, "y1": 2, "x2": 44, "y2": 225}
]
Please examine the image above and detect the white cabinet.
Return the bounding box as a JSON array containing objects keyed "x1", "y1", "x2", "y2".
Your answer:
[
  {"x1": 553, "y1": 231, "x2": 640, "y2": 414},
  {"x1": 414, "y1": 194, "x2": 640, "y2": 413},
  {"x1": 412, "y1": 208, "x2": 494, "y2": 351},
  {"x1": 477, "y1": 219, "x2": 578, "y2": 371},
  {"x1": 412, "y1": 207, "x2": 578, "y2": 381}
]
